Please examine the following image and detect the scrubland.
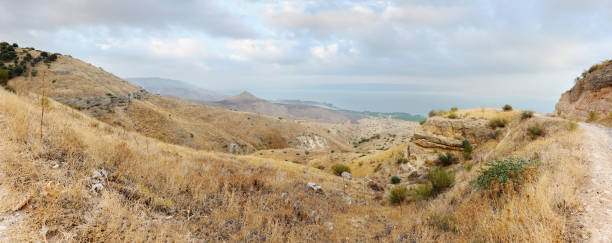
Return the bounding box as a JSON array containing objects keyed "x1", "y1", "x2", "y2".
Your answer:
[{"x1": 0, "y1": 89, "x2": 589, "y2": 241}]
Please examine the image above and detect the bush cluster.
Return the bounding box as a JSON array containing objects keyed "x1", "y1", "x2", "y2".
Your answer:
[
  {"x1": 472, "y1": 157, "x2": 539, "y2": 189},
  {"x1": 521, "y1": 110, "x2": 534, "y2": 120},
  {"x1": 331, "y1": 164, "x2": 350, "y2": 176},
  {"x1": 488, "y1": 118, "x2": 508, "y2": 129},
  {"x1": 428, "y1": 167, "x2": 455, "y2": 193},
  {"x1": 527, "y1": 122, "x2": 545, "y2": 139},
  {"x1": 388, "y1": 185, "x2": 408, "y2": 204}
]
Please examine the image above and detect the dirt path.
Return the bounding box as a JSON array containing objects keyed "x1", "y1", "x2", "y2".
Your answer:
[{"x1": 580, "y1": 123, "x2": 612, "y2": 242}]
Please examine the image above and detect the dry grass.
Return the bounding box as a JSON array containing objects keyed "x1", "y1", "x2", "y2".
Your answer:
[{"x1": 0, "y1": 89, "x2": 589, "y2": 241}]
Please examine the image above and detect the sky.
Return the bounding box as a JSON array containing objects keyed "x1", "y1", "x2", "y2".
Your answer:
[{"x1": 1, "y1": 0, "x2": 611, "y2": 115}]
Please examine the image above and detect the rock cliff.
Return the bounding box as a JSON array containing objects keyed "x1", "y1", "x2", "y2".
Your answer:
[{"x1": 555, "y1": 60, "x2": 612, "y2": 120}]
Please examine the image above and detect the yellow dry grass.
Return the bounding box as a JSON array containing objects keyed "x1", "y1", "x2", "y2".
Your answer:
[{"x1": 0, "y1": 89, "x2": 588, "y2": 242}]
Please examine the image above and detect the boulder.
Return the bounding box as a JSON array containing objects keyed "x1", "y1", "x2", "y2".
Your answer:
[
  {"x1": 306, "y1": 182, "x2": 323, "y2": 193},
  {"x1": 341, "y1": 171, "x2": 352, "y2": 180}
]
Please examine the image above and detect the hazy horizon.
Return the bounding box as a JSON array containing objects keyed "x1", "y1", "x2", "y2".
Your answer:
[{"x1": 3, "y1": 0, "x2": 612, "y2": 114}]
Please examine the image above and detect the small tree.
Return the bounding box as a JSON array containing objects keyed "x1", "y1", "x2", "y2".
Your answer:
[
  {"x1": 388, "y1": 185, "x2": 408, "y2": 213},
  {"x1": 391, "y1": 176, "x2": 401, "y2": 184}
]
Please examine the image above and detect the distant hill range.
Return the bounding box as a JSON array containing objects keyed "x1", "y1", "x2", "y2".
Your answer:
[
  {"x1": 209, "y1": 91, "x2": 367, "y2": 123},
  {"x1": 126, "y1": 77, "x2": 228, "y2": 101},
  {"x1": 125, "y1": 77, "x2": 424, "y2": 123}
]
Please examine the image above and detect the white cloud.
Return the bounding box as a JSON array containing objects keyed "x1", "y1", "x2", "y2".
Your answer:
[
  {"x1": 148, "y1": 38, "x2": 207, "y2": 59},
  {"x1": 310, "y1": 44, "x2": 338, "y2": 60},
  {"x1": 226, "y1": 39, "x2": 295, "y2": 63}
]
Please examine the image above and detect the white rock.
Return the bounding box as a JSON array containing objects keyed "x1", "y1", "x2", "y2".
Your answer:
[
  {"x1": 91, "y1": 183, "x2": 104, "y2": 193},
  {"x1": 324, "y1": 221, "x2": 334, "y2": 230},
  {"x1": 307, "y1": 182, "x2": 323, "y2": 193},
  {"x1": 341, "y1": 172, "x2": 352, "y2": 180}
]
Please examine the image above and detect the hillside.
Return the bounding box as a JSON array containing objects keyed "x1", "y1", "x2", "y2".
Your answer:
[
  {"x1": 0, "y1": 88, "x2": 590, "y2": 241},
  {"x1": 126, "y1": 77, "x2": 228, "y2": 101},
  {"x1": 555, "y1": 60, "x2": 612, "y2": 125}
]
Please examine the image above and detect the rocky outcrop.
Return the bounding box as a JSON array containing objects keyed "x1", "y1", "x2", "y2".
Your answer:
[
  {"x1": 295, "y1": 135, "x2": 328, "y2": 150},
  {"x1": 555, "y1": 60, "x2": 612, "y2": 120},
  {"x1": 407, "y1": 117, "x2": 493, "y2": 170},
  {"x1": 54, "y1": 89, "x2": 149, "y2": 117}
]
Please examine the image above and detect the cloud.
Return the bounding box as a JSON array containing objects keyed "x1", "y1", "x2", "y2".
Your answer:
[{"x1": 2, "y1": 0, "x2": 612, "y2": 113}]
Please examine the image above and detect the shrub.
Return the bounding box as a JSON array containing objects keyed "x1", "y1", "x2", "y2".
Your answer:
[
  {"x1": 396, "y1": 157, "x2": 409, "y2": 164},
  {"x1": 462, "y1": 140, "x2": 472, "y2": 160},
  {"x1": 587, "y1": 112, "x2": 597, "y2": 122},
  {"x1": 388, "y1": 185, "x2": 408, "y2": 204},
  {"x1": 450, "y1": 107, "x2": 458, "y2": 112},
  {"x1": 527, "y1": 122, "x2": 545, "y2": 139},
  {"x1": 488, "y1": 118, "x2": 508, "y2": 129},
  {"x1": 428, "y1": 110, "x2": 437, "y2": 117},
  {"x1": 447, "y1": 113, "x2": 458, "y2": 119},
  {"x1": 31, "y1": 70, "x2": 38, "y2": 77},
  {"x1": 316, "y1": 165, "x2": 325, "y2": 170},
  {"x1": 436, "y1": 152, "x2": 456, "y2": 166},
  {"x1": 427, "y1": 167, "x2": 455, "y2": 193},
  {"x1": 409, "y1": 183, "x2": 432, "y2": 200},
  {"x1": 502, "y1": 104, "x2": 513, "y2": 111},
  {"x1": 438, "y1": 110, "x2": 449, "y2": 116},
  {"x1": 391, "y1": 176, "x2": 401, "y2": 184},
  {"x1": 521, "y1": 110, "x2": 534, "y2": 120},
  {"x1": 331, "y1": 164, "x2": 350, "y2": 176},
  {"x1": 464, "y1": 162, "x2": 474, "y2": 171},
  {"x1": 566, "y1": 121, "x2": 578, "y2": 131},
  {"x1": 472, "y1": 157, "x2": 539, "y2": 189},
  {"x1": 419, "y1": 119, "x2": 426, "y2": 125}
]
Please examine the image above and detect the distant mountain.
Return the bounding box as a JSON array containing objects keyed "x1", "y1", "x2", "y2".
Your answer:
[
  {"x1": 212, "y1": 91, "x2": 367, "y2": 123},
  {"x1": 126, "y1": 77, "x2": 228, "y2": 101}
]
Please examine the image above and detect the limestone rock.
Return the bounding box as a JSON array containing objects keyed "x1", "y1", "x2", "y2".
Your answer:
[
  {"x1": 555, "y1": 60, "x2": 612, "y2": 120},
  {"x1": 341, "y1": 171, "x2": 352, "y2": 180}
]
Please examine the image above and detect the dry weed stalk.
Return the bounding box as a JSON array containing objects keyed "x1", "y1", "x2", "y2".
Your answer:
[{"x1": 40, "y1": 71, "x2": 46, "y2": 145}]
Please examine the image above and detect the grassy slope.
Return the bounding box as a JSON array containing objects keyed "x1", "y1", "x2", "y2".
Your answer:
[{"x1": 0, "y1": 89, "x2": 587, "y2": 242}]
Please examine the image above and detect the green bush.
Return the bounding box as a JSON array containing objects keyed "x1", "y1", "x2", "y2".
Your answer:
[
  {"x1": 428, "y1": 110, "x2": 437, "y2": 117},
  {"x1": 462, "y1": 140, "x2": 472, "y2": 160},
  {"x1": 427, "y1": 167, "x2": 455, "y2": 193},
  {"x1": 409, "y1": 183, "x2": 432, "y2": 200},
  {"x1": 450, "y1": 107, "x2": 458, "y2": 112},
  {"x1": 436, "y1": 152, "x2": 457, "y2": 166},
  {"x1": 447, "y1": 113, "x2": 458, "y2": 119},
  {"x1": 391, "y1": 176, "x2": 401, "y2": 184},
  {"x1": 419, "y1": 119, "x2": 426, "y2": 125},
  {"x1": 316, "y1": 165, "x2": 325, "y2": 170},
  {"x1": 488, "y1": 118, "x2": 508, "y2": 129},
  {"x1": 331, "y1": 164, "x2": 350, "y2": 176},
  {"x1": 472, "y1": 157, "x2": 539, "y2": 189},
  {"x1": 527, "y1": 122, "x2": 545, "y2": 139},
  {"x1": 502, "y1": 104, "x2": 513, "y2": 111},
  {"x1": 521, "y1": 110, "x2": 534, "y2": 120},
  {"x1": 388, "y1": 185, "x2": 408, "y2": 204}
]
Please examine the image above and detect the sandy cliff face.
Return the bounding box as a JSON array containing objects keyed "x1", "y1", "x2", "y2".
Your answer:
[{"x1": 555, "y1": 60, "x2": 612, "y2": 119}]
